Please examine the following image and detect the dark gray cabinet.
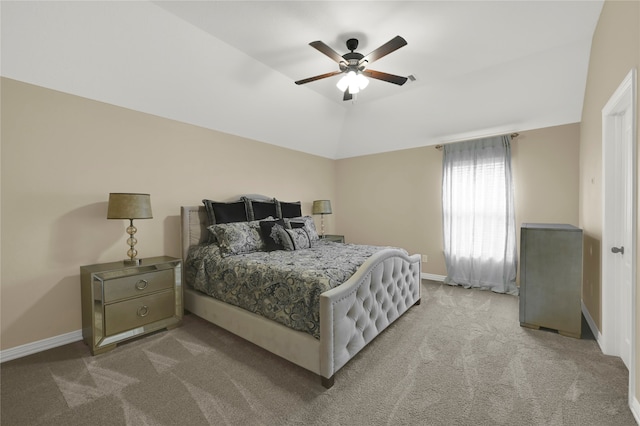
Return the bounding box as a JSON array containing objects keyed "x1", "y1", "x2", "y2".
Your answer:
[{"x1": 519, "y1": 224, "x2": 583, "y2": 338}]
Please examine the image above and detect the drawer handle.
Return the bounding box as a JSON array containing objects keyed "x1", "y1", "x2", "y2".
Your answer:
[
  {"x1": 137, "y1": 305, "x2": 149, "y2": 317},
  {"x1": 135, "y1": 279, "x2": 148, "y2": 290}
]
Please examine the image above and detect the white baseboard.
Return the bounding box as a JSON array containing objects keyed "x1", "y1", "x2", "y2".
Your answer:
[
  {"x1": 0, "y1": 329, "x2": 83, "y2": 363},
  {"x1": 581, "y1": 300, "x2": 603, "y2": 348},
  {"x1": 630, "y1": 395, "x2": 640, "y2": 425},
  {"x1": 422, "y1": 273, "x2": 446, "y2": 282}
]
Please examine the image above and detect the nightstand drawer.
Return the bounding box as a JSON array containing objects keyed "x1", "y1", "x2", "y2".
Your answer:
[
  {"x1": 103, "y1": 269, "x2": 174, "y2": 303},
  {"x1": 104, "y1": 290, "x2": 175, "y2": 336}
]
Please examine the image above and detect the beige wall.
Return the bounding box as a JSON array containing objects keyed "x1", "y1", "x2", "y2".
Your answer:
[
  {"x1": 335, "y1": 145, "x2": 443, "y2": 272},
  {"x1": 512, "y1": 125, "x2": 580, "y2": 227},
  {"x1": 579, "y1": 0, "x2": 639, "y2": 401},
  {"x1": 335, "y1": 123, "x2": 580, "y2": 278},
  {"x1": 0, "y1": 77, "x2": 336, "y2": 351}
]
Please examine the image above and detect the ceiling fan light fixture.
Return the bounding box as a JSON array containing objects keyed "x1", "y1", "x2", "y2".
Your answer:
[
  {"x1": 356, "y1": 73, "x2": 369, "y2": 90},
  {"x1": 336, "y1": 70, "x2": 368, "y2": 93},
  {"x1": 336, "y1": 70, "x2": 355, "y2": 92},
  {"x1": 336, "y1": 77, "x2": 348, "y2": 92}
]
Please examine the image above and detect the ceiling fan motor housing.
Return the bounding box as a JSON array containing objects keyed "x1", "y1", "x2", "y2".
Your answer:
[
  {"x1": 343, "y1": 39, "x2": 365, "y2": 70},
  {"x1": 346, "y1": 38, "x2": 359, "y2": 51}
]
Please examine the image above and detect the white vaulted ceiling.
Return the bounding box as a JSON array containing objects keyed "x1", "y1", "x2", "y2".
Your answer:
[{"x1": 1, "y1": 1, "x2": 603, "y2": 159}]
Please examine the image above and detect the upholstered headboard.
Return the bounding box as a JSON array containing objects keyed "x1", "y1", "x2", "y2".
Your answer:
[
  {"x1": 180, "y1": 195, "x2": 303, "y2": 263},
  {"x1": 181, "y1": 205, "x2": 209, "y2": 262}
]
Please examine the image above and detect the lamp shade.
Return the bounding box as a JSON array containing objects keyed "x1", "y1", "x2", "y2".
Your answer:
[
  {"x1": 312, "y1": 200, "x2": 332, "y2": 215},
  {"x1": 107, "y1": 193, "x2": 153, "y2": 219}
]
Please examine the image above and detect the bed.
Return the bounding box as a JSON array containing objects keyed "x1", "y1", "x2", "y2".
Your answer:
[{"x1": 180, "y1": 200, "x2": 421, "y2": 388}]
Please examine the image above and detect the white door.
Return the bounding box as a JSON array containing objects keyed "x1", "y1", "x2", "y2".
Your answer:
[
  {"x1": 601, "y1": 68, "x2": 636, "y2": 375},
  {"x1": 611, "y1": 106, "x2": 633, "y2": 369}
]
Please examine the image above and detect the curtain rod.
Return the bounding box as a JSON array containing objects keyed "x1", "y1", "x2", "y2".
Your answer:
[{"x1": 435, "y1": 133, "x2": 519, "y2": 150}]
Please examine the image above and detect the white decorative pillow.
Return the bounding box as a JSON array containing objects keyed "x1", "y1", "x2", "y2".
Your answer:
[
  {"x1": 208, "y1": 219, "x2": 267, "y2": 257},
  {"x1": 278, "y1": 227, "x2": 311, "y2": 251}
]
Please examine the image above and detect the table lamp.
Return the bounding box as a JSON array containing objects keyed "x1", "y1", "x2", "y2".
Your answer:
[
  {"x1": 107, "y1": 193, "x2": 153, "y2": 265},
  {"x1": 312, "y1": 200, "x2": 332, "y2": 238}
]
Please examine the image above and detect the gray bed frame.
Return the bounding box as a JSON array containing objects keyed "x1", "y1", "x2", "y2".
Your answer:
[{"x1": 181, "y1": 205, "x2": 421, "y2": 388}]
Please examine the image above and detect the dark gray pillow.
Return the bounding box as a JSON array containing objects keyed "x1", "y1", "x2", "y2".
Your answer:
[
  {"x1": 248, "y1": 200, "x2": 278, "y2": 221},
  {"x1": 276, "y1": 200, "x2": 302, "y2": 218},
  {"x1": 259, "y1": 219, "x2": 287, "y2": 251},
  {"x1": 202, "y1": 199, "x2": 249, "y2": 225}
]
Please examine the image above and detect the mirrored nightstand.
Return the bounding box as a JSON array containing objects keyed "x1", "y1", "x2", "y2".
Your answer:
[
  {"x1": 320, "y1": 234, "x2": 345, "y2": 243},
  {"x1": 80, "y1": 256, "x2": 182, "y2": 355}
]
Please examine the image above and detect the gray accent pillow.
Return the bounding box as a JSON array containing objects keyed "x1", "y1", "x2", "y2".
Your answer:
[
  {"x1": 278, "y1": 227, "x2": 311, "y2": 251},
  {"x1": 286, "y1": 216, "x2": 319, "y2": 240},
  {"x1": 208, "y1": 219, "x2": 267, "y2": 257}
]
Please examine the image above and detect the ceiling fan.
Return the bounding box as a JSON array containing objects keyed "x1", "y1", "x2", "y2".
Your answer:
[{"x1": 295, "y1": 36, "x2": 408, "y2": 101}]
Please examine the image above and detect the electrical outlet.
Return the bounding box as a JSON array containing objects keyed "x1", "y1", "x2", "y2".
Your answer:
[{"x1": 421, "y1": 254, "x2": 428, "y2": 263}]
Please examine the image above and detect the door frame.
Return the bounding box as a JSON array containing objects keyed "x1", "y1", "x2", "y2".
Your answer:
[{"x1": 601, "y1": 68, "x2": 637, "y2": 403}]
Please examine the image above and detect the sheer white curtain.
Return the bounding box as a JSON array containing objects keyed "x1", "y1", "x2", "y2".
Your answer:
[{"x1": 442, "y1": 135, "x2": 518, "y2": 294}]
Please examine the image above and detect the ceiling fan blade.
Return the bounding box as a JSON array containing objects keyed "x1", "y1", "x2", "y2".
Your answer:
[
  {"x1": 362, "y1": 69, "x2": 408, "y2": 86},
  {"x1": 343, "y1": 88, "x2": 353, "y2": 101},
  {"x1": 295, "y1": 70, "x2": 343, "y2": 85},
  {"x1": 309, "y1": 41, "x2": 345, "y2": 64},
  {"x1": 360, "y1": 36, "x2": 407, "y2": 65}
]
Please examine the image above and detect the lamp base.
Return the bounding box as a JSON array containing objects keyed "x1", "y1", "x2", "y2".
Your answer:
[{"x1": 123, "y1": 258, "x2": 141, "y2": 266}]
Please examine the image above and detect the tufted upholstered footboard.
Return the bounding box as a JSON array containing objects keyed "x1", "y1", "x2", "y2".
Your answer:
[
  {"x1": 320, "y1": 249, "x2": 421, "y2": 386},
  {"x1": 181, "y1": 205, "x2": 421, "y2": 388}
]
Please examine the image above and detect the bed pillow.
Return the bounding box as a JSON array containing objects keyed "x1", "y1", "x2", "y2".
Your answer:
[
  {"x1": 259, "y1": 219, "x2": 288, "y2": 251},
  {"x1": 247, "y1": 199, "x2": 278, "y2": 221},
  {"x1": 208, "y1": 220, "x2": 266, "y2": 257},
  {"x1": 275, "y1": 200, "x2": 302, "y2": 219},
  {"x1": 286, "y1": 216, "x2": 319, "y2": 240},
  {"x1": 278, "y1": 227, "x2": 312, "y2": 251},
  {"x1": 202, "y1": 199, "x2": 249, "y2": 225},
  {"x1": 202, "y1": 199, "x2": 250, "y2": 244}
]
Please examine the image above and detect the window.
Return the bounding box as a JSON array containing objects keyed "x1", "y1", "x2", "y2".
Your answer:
[{"x1": 442, "y1": 135, "x2": 517, "y2": 294}]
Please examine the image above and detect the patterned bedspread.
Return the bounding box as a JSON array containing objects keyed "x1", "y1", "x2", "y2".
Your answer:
[{"x1": 186, "y1": 240, "x2": 402, "y2": 339}]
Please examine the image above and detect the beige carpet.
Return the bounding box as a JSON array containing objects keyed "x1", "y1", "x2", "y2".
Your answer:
[{"x1": 1, "y1": 280, "x2": 636, "y2": 425}]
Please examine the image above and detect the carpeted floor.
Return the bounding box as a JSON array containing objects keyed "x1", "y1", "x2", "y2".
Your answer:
[{"x1": 1, "y1": 280, "x2": 636, "y2": 425}]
